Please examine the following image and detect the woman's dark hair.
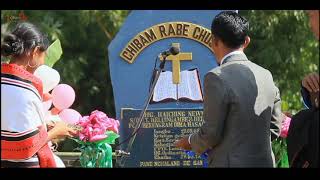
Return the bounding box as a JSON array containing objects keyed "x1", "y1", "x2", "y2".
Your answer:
[
  {"x1": 1, "y1": 22, "x2": 49, "y2": 57},
  {"x1": 211, "y1": 11, "x2": 249, "y2": 49}
]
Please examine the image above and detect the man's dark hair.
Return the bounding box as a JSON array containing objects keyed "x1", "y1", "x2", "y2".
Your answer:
[{"x1": 211, "y1": 11, "x2": 249, "y2": 49}]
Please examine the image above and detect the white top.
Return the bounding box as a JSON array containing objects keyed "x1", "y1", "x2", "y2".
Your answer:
[
  {"x1": 1, "y1": 68, "x2": 64, "y2": 167},
  {"x1": 1, "y1": 82, "x2": 45, "y2": 132},
  {"x1": 220, "y1": 50, "x2": 244, "y2": 65}
]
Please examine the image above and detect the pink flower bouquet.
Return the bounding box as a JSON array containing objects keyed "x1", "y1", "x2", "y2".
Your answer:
[
  {"x1": 272, "y1": 114, "x2": 292, "y2": 167},
  {"x1": 280, "y1": 115, "x2": 291, "y2": 138},
  {"x1": 72, "y1": 110, "x2": 120, "y2": 168}
]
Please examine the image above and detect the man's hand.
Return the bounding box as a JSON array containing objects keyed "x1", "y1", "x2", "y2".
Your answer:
[
  {"x1": 174, "y1": 136, "x2": 192, "y2": 151},
  {"x1": 302, "y1": 72, "x2": 319, "y2": 93}
]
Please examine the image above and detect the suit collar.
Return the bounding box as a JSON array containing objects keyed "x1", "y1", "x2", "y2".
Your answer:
[{"x1": 220, "y1": 51, "x2": 249, "y2": 65}]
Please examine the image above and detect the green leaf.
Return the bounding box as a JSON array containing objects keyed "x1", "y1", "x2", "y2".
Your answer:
[
  {"x1": 105, "y1": 131, "x2": 120, "y2": 144},
  {"x1": 94, "y1": 131, "x2": 120, "y2": 145},
  {"x1": 45, "y1": 39, "x2": 63, "y2": 67},
  {"x1": 281, "y1": 100, "x2": 289, "y2": 111},
  {"x1": 69, "y1": 137, "x2": 86, "y2": 146}
]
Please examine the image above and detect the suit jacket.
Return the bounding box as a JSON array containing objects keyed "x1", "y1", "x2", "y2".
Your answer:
[{"x1": 190, "y1": 53, "x2": 283, "y2": 167}]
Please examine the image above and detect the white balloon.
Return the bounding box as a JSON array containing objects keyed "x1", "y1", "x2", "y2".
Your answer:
[
  {"x1": 44, "y1": 110, "x2": 62, "y2": 123},
  {"x1": 43, "y1": 99, "x2": 52, "y2": 111},
  {"x1": 51, "y1": 114, "x2": 62, "y2": 122},
  {"x1": 44, "y1": 110, "x2": 52, "y2": 122},
  {"x1": 34, "y1": 65, "x2": 60, "y2": 93}
]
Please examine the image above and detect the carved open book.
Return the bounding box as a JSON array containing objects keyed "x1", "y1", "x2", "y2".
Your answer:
[{"x1": 152, "y1": 69, "x2": 203, "y2": 103}]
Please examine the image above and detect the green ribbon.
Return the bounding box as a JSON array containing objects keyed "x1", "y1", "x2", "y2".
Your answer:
[
  {"x1": 79, "y1": 142, "x2": 113, "y2": 168},
  {"x1": 272, "y1": 138, "x2": 289, "y2": 168}
]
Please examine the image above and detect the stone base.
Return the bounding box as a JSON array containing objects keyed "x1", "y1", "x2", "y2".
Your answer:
[{"x1": 54, "y1": 152, "x2": 82, "y2": 167}]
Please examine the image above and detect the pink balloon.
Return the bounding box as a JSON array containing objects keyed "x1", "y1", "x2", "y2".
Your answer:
[
  {"x1": 52, "y1": 84, "x2": 75, "y2": 110},
  {"x1": 59, "y1": 109, "x2": 82, "y2": 125}
]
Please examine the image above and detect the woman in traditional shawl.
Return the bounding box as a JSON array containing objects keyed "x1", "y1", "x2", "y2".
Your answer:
[{"x1": 1, "y1": 22, "x2": 77, "y2": 168}]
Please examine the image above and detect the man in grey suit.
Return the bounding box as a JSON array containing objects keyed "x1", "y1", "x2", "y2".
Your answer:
[{"x1": 174, "y1": 11, "x2": 284, "y2": 167}]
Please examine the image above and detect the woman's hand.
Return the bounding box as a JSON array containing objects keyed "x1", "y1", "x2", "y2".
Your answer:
[
  {"x1": 48, "y1": 121, "x2": 78, "y2": 140},
  {"x1": 46, "y1": 120, "x2": 55, "y2": 131}
]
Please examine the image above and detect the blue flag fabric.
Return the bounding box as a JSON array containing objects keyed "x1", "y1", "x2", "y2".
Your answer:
[{"x1": 184, "y1": 150, "x2": 209, "y2": 168}]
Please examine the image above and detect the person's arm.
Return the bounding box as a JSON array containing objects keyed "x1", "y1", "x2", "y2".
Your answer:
[
  {"x1": 47, "y1": 121, "x2": 77, "y2": 142},
  {"x1": 189, "y1": 73, "x2": 228, "y2": 154},
  {"x1": 270, "y1": 86, "x2": 283, "y2": 141}
]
